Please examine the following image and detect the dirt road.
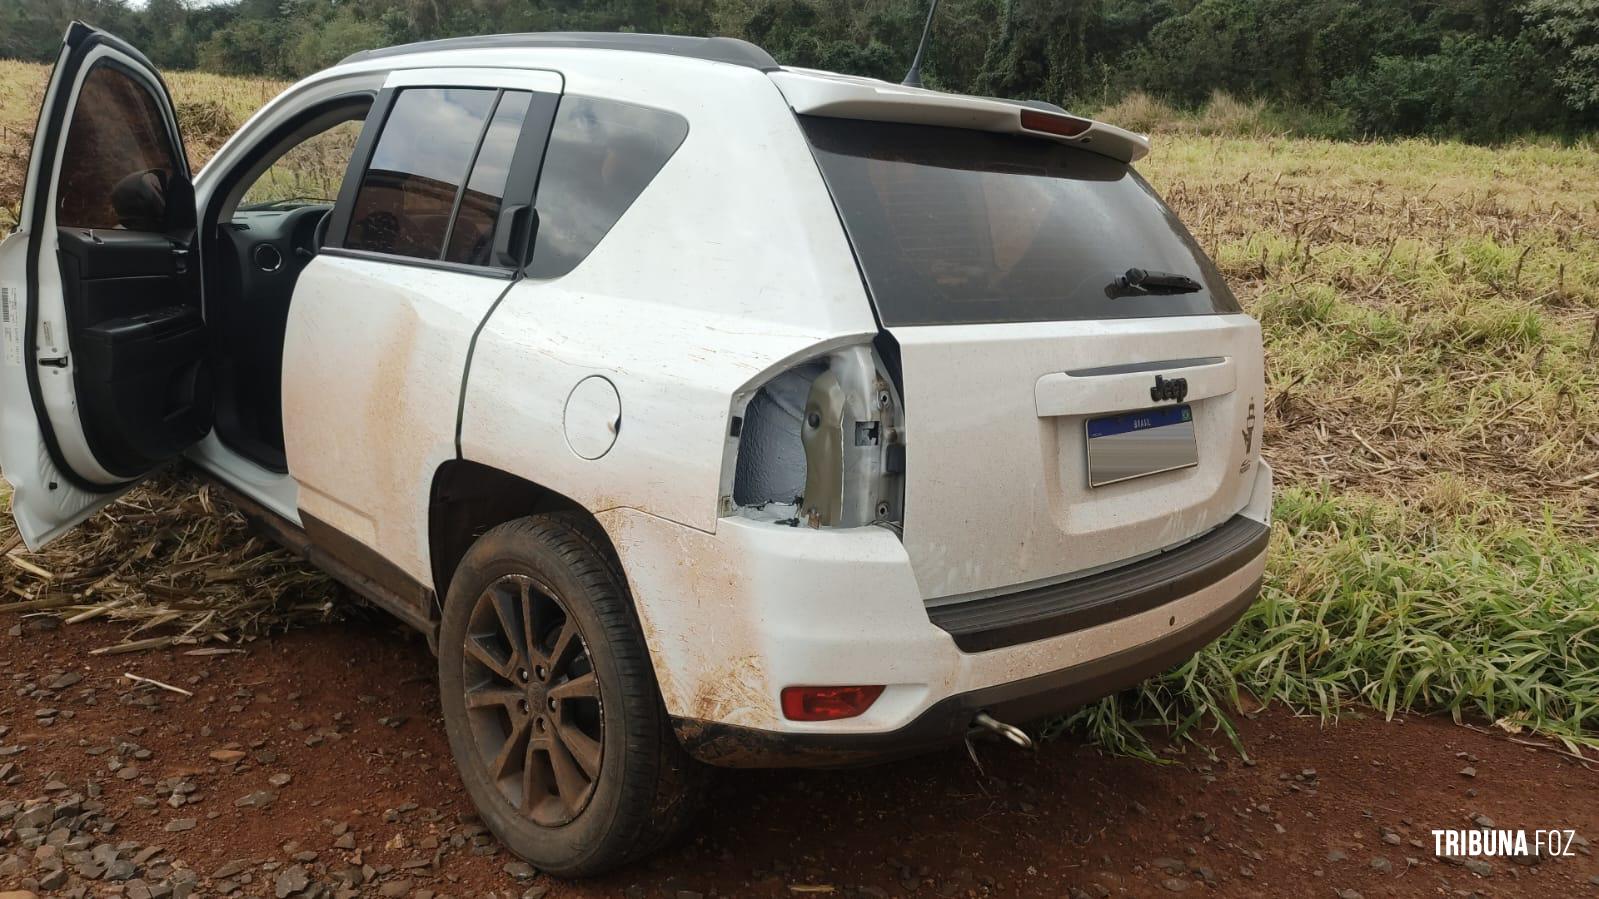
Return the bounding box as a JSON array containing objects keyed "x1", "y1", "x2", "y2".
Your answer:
[{"x1": 3, "y1": 613, "x2": 1596, "y2": 899}]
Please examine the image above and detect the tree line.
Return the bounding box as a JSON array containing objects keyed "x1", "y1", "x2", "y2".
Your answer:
[{"x1": 3, "y1": 0, "x2": 1596, "y2": 142}]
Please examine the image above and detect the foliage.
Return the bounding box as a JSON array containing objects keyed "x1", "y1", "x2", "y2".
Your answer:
[
  {"x1": 1522, "y1": 0, "x2": 1599, "y2": 111},
  {"x1": 1125, "y1": 0, "x2": 1421, "y2": 107},
  {"x1": 739, "y1": 0, "x2": 910, "y2": 83},
  {"x1": 0, "y1": 0, "x2": 1595, "y2": 141},
  {"x1": 1331, "y1": 35, "x2": 1571, "y2": 141},
  {"x1": 1059, "y1": 487, "x2": 1599, "y2": 760}
]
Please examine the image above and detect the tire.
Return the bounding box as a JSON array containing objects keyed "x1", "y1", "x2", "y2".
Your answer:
[{"x1": 437, "y1": 512, "x2": 708, "y2": 876}]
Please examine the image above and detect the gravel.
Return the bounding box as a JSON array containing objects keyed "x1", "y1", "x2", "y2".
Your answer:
[
  {"x1": 235, "y1": 789, "x2": 278, "y2": 809},
  {"x1": 280, "y1": 864, "x2": 314, "y2": 897}
]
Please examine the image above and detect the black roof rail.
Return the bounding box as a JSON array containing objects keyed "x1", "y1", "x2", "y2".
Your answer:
[{"x1": 338, "y1": 31, "x2": 780, "y2": 71}]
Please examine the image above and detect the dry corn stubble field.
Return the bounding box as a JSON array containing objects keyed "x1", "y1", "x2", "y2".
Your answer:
[{"x1": 0, "y1": 60, "x2": 1596, "y2": 755}]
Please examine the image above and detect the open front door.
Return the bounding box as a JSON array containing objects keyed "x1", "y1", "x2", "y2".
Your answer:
[{"x1": 0, "y1": 22, "x2": 209, "y2": 550}]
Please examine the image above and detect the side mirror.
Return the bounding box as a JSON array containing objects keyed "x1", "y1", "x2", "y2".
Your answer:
[
  {"x1": 493, "y1": 204, "x2": 538, "y2": 270},
  {"x1": 110, "y1": 169, "x2": 168, "y2": 231}
]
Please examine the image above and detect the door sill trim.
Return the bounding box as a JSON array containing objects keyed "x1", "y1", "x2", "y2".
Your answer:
[{"x1": 196, "y1": 467, "x2": 438, "y2": 649}]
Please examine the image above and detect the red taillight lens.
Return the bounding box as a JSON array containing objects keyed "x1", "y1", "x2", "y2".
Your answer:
[
  {"x1": 780, "y1": 685, "x2": 885, "y2": 721},
  {"x1": 1019, "y1": 109, "x2": 1092, "y2": 138}
]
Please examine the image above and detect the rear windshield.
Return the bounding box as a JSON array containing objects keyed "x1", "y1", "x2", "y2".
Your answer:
[{"x1": 800, "y1": 116, "x2": 1240, "y2": 327}]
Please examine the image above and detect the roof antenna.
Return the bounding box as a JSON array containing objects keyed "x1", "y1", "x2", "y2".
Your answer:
[{"x1": 901, "y1": 0, "x2": 942, "y2": 88}]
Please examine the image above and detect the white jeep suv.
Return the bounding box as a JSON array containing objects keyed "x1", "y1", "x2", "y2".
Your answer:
[{"x1": 0, "y1": 24, "x2": 1272, "y2": 875}]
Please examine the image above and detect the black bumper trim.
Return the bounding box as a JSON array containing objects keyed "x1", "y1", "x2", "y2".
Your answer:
[
  {"x1": 672, "y1": 571, "x2": 1264, "y2": 768},
  {"x1": 926, "y1": 514, "x2": 1270, "y2": 653}
]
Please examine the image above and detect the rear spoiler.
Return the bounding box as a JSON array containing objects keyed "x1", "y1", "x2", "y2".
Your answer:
[{"x1": 769, "y1": 70, "x2": 1149, "y2": 164}]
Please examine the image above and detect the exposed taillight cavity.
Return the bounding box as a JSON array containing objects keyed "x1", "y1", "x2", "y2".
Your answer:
[
  {"x1": 1019, "y1": 109, "x2": 1092, "y2": 138},
  {"x1": 781, "y1": 685, "x2": 885, "y2": 721},
  {"x1": 721, "y1": 344, "x2": 905, "y2": 531}
]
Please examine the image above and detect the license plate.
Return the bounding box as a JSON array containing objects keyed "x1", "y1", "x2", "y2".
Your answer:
[{"x1": 1085, "y1": 404, "x2": 1198, "y2": 487}]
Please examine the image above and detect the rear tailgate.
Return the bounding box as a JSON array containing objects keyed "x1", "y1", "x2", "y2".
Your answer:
[
  {"x1": 782, "y1": 78, "x2": 1265, "y2": 602},
  {"x1": 893, "y1": 316, "x2": 1262, "y2": 600}
]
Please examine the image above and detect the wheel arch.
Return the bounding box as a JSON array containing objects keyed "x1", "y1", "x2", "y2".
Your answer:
[{"x1": 427, "y1": 459, "x2": 623, "y2": 604}]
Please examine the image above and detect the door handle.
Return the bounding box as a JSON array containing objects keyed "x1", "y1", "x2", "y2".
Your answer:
[{"x1": 1034, "y1": 357, "x2": 1235, "y2": 418}]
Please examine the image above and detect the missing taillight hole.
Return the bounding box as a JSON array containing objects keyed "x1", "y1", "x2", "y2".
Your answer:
[
  {"x1": 732, "y1": 361, "x2": 821, "y2": 514},
  {"x1": 728, "y1": 347, "x2": 904, "y2": 530}
]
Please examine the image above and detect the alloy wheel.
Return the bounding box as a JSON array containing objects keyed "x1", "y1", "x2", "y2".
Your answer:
[{"x1": 461, "y1": 573, "x2": 604, "y2": 826}]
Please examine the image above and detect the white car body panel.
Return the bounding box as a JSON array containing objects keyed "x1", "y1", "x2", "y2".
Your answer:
[
  {"x1": 255, "y1": 51, "x2": 881, "y2": 586},
  {"x1": 458, "y1": 53, "x2": 879, "y2": 540},
  {"x1": 283, "y1": 256, "x2": 512, "y2": 582},
  {"x1": 891, "y1": 315, "x2": 1264, "y2": 601},
  {"x1": 603, "y1": 459, "x2": 1271, "y2": 732},
  {"x1": 382, "y1": 66, "x2": 562, "y2": 93},
  {"x1": 770, "y1": 68, "x2": 1151, "y2": 163}
]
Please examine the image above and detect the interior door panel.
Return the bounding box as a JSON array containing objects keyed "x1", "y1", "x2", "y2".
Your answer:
[
  {"x1": 76, "y1": 304, "x2": 210, "y2": 476},
  {"x1": 55, "y1": 224, "x2": 205, "y2": 479}
]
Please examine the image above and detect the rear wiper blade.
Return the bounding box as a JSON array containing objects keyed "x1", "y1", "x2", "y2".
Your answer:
[{"x1": 1116, "y1": 267, "x2": 1202, "y2": 294}]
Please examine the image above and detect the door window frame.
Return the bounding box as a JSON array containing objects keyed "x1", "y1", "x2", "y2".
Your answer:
[
  {"x1": 27, "y1": 51, "x2": 191, "y2": 237},
  {"x1": 208, "y1": 94, "x2": 377, "y2": 222},
  {"x1": 322, "y1": 68, "x2": 564, "y2": 279},
  {"x1": 51, "y1": 57, "x2": 191, "y2": 233}
]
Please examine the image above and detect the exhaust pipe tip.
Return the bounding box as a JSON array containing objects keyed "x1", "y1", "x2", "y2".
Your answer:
[{"x1": 972, "y1": 711, "x2": 1033, "y2": 750}]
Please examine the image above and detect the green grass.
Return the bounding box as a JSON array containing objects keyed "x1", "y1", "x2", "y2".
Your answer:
[{"x1": 1058, "y1": 486, "x2": 1599, "y2": 758}]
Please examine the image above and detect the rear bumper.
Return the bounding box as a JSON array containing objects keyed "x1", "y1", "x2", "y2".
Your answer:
[
  {"x1": 600, "y1": 461, "x2": 1273, "y2": 768},
  {"x1": 673, "y1": 570, "x2": 1262, "y2": 767},
  {"x1": 928, "y1": 514, "x2": 1269, "y2": 653}
]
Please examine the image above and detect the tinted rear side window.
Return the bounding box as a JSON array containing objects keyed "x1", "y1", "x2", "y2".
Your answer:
[
  {"x1": 801, "y1": 117, "x2": 1240, "y2": 327},
  {"x1": 527, "y1": 97, "x2": 688, "y2": 280},
  {"x1": 345, "y1": 88, "x2": 496, "y2": 259}
]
